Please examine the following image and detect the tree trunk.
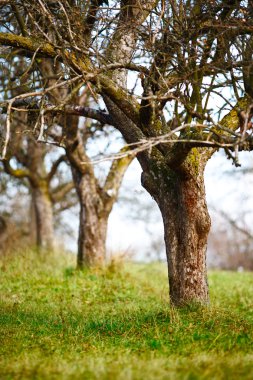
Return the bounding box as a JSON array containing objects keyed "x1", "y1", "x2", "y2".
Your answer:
[
  {"x1": 78, "y1": 201, "x2": 108, "y2": 268},
  {"x1": 65, "y1": 122, "x2": 132, "y2": 268},
  {"x1": 31, "y1": 184, "x2": 55, "y2": 251},
  {"x1": 142, "y1": 159, "x2": 211, "y2": 306},
  {"x1": 73, "y1": 170, "x2": 108, "y2": 268}
]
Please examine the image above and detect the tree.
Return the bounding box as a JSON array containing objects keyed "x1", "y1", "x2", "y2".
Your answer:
[
  {"x1": 0, "y1": 21, "x2": 133, "y2": 266},
  {"x1": 1, "y1": 0, "x2": 253, "y2": 305},
  {"x1": 31, "y1": 57, "x2": 133, "y2": 267},
  {"x1": 207, "y1": 156, "x2": 253, "y2": 270},
  {"x1": 1, "y1": 140, "x2": 74, "y2": 251},
  {"x1": 0, "y1": 58, "x2": 76, "y2": 250},
  {"x1": 0, "y1": 155, "x2": 78, "y2": 253}
]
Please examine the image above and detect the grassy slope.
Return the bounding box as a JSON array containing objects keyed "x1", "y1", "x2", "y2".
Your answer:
[{"x1": 0, "y1": 250, "x2": 253, "y2": 380}]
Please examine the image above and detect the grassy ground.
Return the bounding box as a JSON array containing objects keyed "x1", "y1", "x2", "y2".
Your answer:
[{"x1": 0, "y1": 250, "x2": 253, "y2": 380}]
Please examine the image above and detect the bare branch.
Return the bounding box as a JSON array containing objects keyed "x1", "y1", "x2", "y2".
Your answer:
[
  {"x1": 47, "y1": 154, "x2": 67, "y2": 183},
  {"x1": 51, "y1": 182, "x2": 75, "y2": 204},
  {"x1": 103, "y1": 147, "x2": 135, "y2": 212},
  {"x1": 1, "y1": 99, "x2": 14, "y2": 160},
  {"x1": 2, "y1": 159, "x2": 30, "y2": 179}
]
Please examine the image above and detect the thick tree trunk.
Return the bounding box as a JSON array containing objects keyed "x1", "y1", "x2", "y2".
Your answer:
[
  {"x1": 142, "y1": 161, "x2": 211, "y2": 306},
  {"x1": 31, "y1": 185, "x2": 55, "y2": 250}
]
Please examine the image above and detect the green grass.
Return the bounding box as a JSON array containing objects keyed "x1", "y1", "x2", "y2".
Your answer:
[{"x1": 0, "y1": 250, "x2": 253, "y2": 379}]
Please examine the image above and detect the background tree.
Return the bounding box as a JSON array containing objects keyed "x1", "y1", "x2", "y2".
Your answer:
[
  {"x1": 0, "y1": 172, "x2": 31, "y2": 253},
  {"x1": 0, "y1": 159, "x2": 78, "y2": 254},
  {"x1": 1, "y1": 0, "x2": 253, "y2": 305},
  {"x1": 206, "y1": 153, "x2": 253, "y2": 270},
  {"x1": 0, "y1": 59, "x2": 76, "y2": 250},
  {"x1": 32, "y1": 56, "x2": 134, "y2": 267},
  {"x1": 1, "y1": 144, "x2": 74, "y2": 251},
  {"x1": 0, "y1": 17, "x2": 133, "y2": 266}
]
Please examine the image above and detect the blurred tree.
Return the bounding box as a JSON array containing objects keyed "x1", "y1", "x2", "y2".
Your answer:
[
  {"x1": 1, "y1": 142, "x2": 74, "y2": 251},
  {"x1": 208, "y1": 212, "x2": 253, "y2": 271},
  {"x1": 1, "y1": 0, "x2": 253, "y2": 305},
  {"x1": 0, "y1": 17, "x2": 133, "y2": 266},
  {"x1": 0, "y1": 57, "x2": 75, "y2": 251},
  {"x1": 0, "y1": 161, "x2": 77, "y2": 254},
  {"x1": 0, "y1": 173, "x2": 30, "y2": 253}
]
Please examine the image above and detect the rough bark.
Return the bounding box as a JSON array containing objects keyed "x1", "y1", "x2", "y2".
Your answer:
[
  {"x1": 72, "y1": 167, "x2": 107, "y2": 268},
  {"x1": 31, "y1": 183, "x2": 55, "y2": 251},
  {"x1": 70, "y1": 153, "x2": 132, "y2": 268},
  {"x1": 142, "y1": 151, "x2": 211, "y2": 306},
  {"x1": 78, "y1": 200, "x2": 108, "y2": 268}
]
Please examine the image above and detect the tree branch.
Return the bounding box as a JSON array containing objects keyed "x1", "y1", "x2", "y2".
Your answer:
[
  {"x1": 1, "y1": 99, "x2": 114, "y2": 126},
  {"x1": 0, "y1": 33, "x2": 56, "y2": 57},
  {"x1": 213, "y1": 207, "x2": 253, "y2": 241},
  {"x1": 51, "y1": 182, "x2": 75, "y2": 204},
  {"x1": 103, "y1": 147, "x2": 134, "y2": 213},
  {"x1": 47, "y1": 154, "x2": 67, "y2": 182},
  {"x1": 2, "y1": 159, "x2": 30, "y2": 179},
  {"x1": 0, "y1": 32, "x2": 141, "y2": 125}
]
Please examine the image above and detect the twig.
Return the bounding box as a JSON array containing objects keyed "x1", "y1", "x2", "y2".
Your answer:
[
  {"x1": 83, "y1": 123, "x2": 243, "y2": 165},
  {"x1": 1, "y1": 99, "x2": 14, "y2": 160},
  {"x1": 37, "y1": 109, "x2": 45, "y2": 141}
]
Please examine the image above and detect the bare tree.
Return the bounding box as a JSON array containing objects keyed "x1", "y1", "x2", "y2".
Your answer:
[
  {"x1": 1, "y1": 142, "x2": 74, "y2": 251},
  {"x1": 208, "y1": 215, "x2": 253, "y2": 271},
  {"x1": 0, "y1": 158, "x2": 78, "y2": 253},
  {"x1": 1, "y1": 0, "x2": 253, "y2": 305},
  {"x1": 0, "y1": 60, "x2": 75, "y2": 250},
  {"x1": 0, "y1": 11, "x2": 133, "y2": 266},
  {"x1": 36, "y1": 57, "x2": 133, "y2": 267}
]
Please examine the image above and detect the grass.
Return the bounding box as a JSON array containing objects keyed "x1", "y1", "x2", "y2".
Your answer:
[{"x1": 0, "y1": 250, "x2": 253, "y2": 379}]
